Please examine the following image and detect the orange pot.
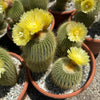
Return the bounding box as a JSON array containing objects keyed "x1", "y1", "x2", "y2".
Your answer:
[
  {"x1": 27, "y1": 43, "x2": 96, "y2": 99},
  {"x1": 49, "y1": 9, "x2": 76, "y2": 29},
  {"x1": 9, "y1": 52, "x2": 28, "y2": 100},
  {"x1": 84, "y1": 37, "x2": 100, "y2": 55}
]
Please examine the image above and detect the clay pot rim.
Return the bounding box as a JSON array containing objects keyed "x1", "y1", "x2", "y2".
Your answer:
[
  {"x1": 85, "y1": 37, "x2": 100, "y2": 43},
  {"x1": 28, "y1": 43, "x2": 96, "y2": 99},
  {"x1": 48, "y1": 9, "x2": 76, "y2": 15},
  {"x1": 9, "y1": 52, "x2": 28, "y2": 100}
]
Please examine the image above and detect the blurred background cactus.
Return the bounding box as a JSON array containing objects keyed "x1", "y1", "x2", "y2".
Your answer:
[
  {"x1": 0, "y1": 47, "x2": 18, "y2": 86},
  {"x1": 56, "y1": 21, "x2": 88, "y2": 57},
  {"x1": 74, "y1": 0, "x2": 100, "y2": 28},
  {"x1": 20, "y1": 0, "x2": 49, "y2": 11},
  {"x1": 51, "y1": 47, "x2": 90, "y2": 89}
]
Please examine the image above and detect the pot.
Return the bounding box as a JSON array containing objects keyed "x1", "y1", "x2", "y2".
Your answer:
[
  {"x1": 27, "y1": 43, "x2": 96, "y2": 99},
  {"x1": 9, "y1": 52, "x2": 28, "y2": 100},
  {"x1": 48, "y1": 9, "x2": 76, "y2": 29}
]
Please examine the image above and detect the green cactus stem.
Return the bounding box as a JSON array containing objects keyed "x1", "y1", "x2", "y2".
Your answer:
[
  {"x1": 74, "y1": 11, "x2": 95, "y2": 28},
  {"x1": 0, "y1": 48, "x2": 18, "y2": 86},
  {"x1": 51, "y1": 57, "x2": 82, "y2": 89},
  {"x1": 5, "y1": 0, "x2": 24, "y2": 27},
  {"x1": 22, "y1": 30, "x2": 56, "y2": 73},
  {"x1": 51, "y1": 0, "x2": 71, "y2": 11},
  {"x1": 20, "y1": 0, "x2": 49, "y2": 11},
  {"x1": 0, "y1": 13, "x2": 7, "y2": 36}
]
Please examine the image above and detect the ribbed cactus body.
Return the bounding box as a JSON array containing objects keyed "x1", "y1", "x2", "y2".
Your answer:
[
  {"x1": 0, "y1": 48, "x2": 17, "y2": 86},
  {"x1": 0, "y1": 13, "x2": 7, "y2": 35},
  {"x1": 20, "y1": 0, "x2": 49, "y2": 11},
  {"x1": 6, "y1": 0, "x2": 24, "y2": 27},
  {"x1": 56, "y1": 22, "x2": 81, "y2": 57},
  {"x1": 22, "y1": 30, "x2": 56, "y2": 73},
  {"x1": 75, "y1": 11, "x2": 95, "y2": 28},
  {"x1": 52, "y1": 0, "x2": 69, "y2": 11},
  {"x1": 51, "y1": 57, "x2": 82, "y2": 89}
]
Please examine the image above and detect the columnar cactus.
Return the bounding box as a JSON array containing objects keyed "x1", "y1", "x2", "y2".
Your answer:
[
  {"x1": 0, "y1": 48, "x2": 18, "y2": 86},
  {"x1": 51, "y1": 47, "x2": 90, "y2": 89},
  {"x1": 20, "y1": 0, "x2": 49, "y2": 11},
  {"x1": 56, "y1": 21, "x2": 88, "y2": 57},
  {"x1": 5, "y1": 0, "x2": 24, "y2": 27},
  {"x1": 51, "y1": 0, "x2": 71, "y2": 11},
  {"x1": 22, "y1": 30, "x2": 56, "y2": 73}
]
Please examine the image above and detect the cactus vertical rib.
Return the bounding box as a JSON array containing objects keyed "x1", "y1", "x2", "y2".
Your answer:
[
  {"x1": 6, "y1": 0, "x2": 24, "y2": 27},
  {"x1": 20, "y1": 0, "x2": 49, "y2": 11},
  {"x1": 56, "y1": 22, "x2": 81, "y2": 57},
  {"x1": 51, "y1": 57, "x2": 82, "y2": 89},
  {"x1": 22, "y1": 30, "x2": 56, "y2": 73},
  {"x1": 0, "y1": 48, "x2": 17, "y2": 86}
]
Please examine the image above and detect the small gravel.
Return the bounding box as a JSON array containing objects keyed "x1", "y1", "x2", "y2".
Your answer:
[
  {"x1": 0, "y1": 55, "x2": 26, "y2": 100},
  {"x1": 31, "y1": 58, "x2": 91, "y2": 95}
]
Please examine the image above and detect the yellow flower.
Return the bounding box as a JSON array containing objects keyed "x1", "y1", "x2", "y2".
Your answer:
[
  {"x1": 12, "y1": 24, "x2": 31, "y2": 46},
  {"x1": 19, "y1": 10, "x2": 44, "y2": 35},
  {"x1": 0, "y1": 59, "x2": 5, "y2": 78},
  {"x1": 67, "y1": 22, "x2": 88, "y2": 42},
  {"x1": 67, "y1": 47, "x2": 90, "y2": 66},
  {"x1": 81, "y1": 0, "x2": 95, "y2": 13},
  {"x1": 0, "y1": 0, "x2": 6, "y2": 13}
]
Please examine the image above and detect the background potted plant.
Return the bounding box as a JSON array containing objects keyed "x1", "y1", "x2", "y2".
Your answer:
[
  {"x1": 0, "y1": 47, "x2": 28, "y2": 100},
  {"x1": 27, "y1": 21, "x2": 96, "y2": 99},
  {"x1": 48, "y1": 0, "x2": 76, "y2": 29},
  {"x1": 73, "y1": 0, "x2": 100, "y2": 55}
]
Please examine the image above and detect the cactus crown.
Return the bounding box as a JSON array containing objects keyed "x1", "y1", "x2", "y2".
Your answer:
[
  {"x1": 12, "y1": 8, "x2": 53, "y2": 46},
  {"x1": 66, "y1": 21, "x2": 88, "y2": 42},
  {"x1": 74, "y1": 0, "x2": 96, "y2": 13},
  {"x1": 67, "y1": 47, "x2": 90, "y2": 67}
]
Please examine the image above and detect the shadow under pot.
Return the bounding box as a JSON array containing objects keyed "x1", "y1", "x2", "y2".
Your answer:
[{"x1": 27, "y1": 43, "x2": 96, "y2": 99}]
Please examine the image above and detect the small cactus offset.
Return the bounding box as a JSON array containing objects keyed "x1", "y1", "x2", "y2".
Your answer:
[
  {"x1": 5, "y1": 0, "x2": 24, "y2": 27},
  {"x1": 22, "y1": 30, "x2": 56, "y2": 73},
  {"x1": 52, "y1": 0, "x2": 70, "y2": 11},
  {"x1": 20, "y1": 0, "x2": 49, "y2": 11},
  {"x1": 51, "y1": 47, "x2": 90, "y2": 89},
  {"x1": 0, "y1": 48, "x2": 18, "y2": 86},
  {"x1": 56, "y1": 21, "x2": 88, "y2": 57}
]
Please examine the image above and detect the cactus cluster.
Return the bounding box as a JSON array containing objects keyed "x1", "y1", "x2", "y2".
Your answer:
[
  {"x1": 22, "y1": 30, "x2": 56, "y2": 73},
  {"x1": 51, "y1": 47, "x2": 90, "y2": 89},
  {"x1": 20, "y1": 0, "x2": 49, "y2": 11},
  {"x1": 56, "y1": 21, "x2": 87, "y2": 57},
  {"x1": 0, "y1": 48, "x2": 18, "y2": 86}
]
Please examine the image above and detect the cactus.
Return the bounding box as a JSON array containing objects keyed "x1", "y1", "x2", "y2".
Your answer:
[
  {"x1": 74, "y1": 11, "x2": 95, "y2": 28},
  {"x1": 0, "y1": 13, "x2": 7, "y2": 35},
  {"x1": 0, "y1": 48, "x2": 18, "y2": 86},
  {"x1": 22, "y1": 30, "x2": 56, "y2": 73},
  {"x1": 20, "y1": 0, "x2": 49, "y2": 11},
  {"x1": 52, "y1": 0, "x2": 71, "y2": 11},
  {"x1": 51, "y1": 57, "x2": 82, "y2": 89},
  {"x1": 56, "y1": 21, "x2": 88, "y2": 57},
  {"x1": 5, "y1": 0, "x2": 24, "y2": 27},
  {"x1": 51, "y1": 47, "x2": 89, "y2": 89}
]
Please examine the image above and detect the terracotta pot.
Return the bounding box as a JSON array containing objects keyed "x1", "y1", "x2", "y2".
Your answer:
[
  {"x1": 84, "y1": 37, "x2": 100, "y2": 55},
  {"x1": 9, "y1": 52, "x2": 28, "y2": 100},
  {"x1": 27, "y1": 43, "x2": 96, "y2": 99},
  {"x1": 48, "y1": 9, "x2": 76, "y2": 29}
]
